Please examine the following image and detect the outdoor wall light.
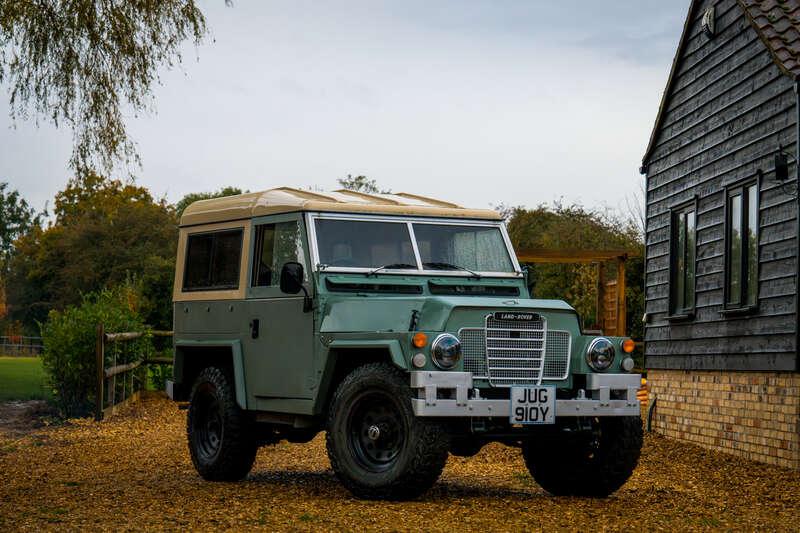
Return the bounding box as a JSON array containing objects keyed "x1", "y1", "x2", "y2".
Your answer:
[{"x1": 775, "y1": 151, "x2": 790, "y2": 181}]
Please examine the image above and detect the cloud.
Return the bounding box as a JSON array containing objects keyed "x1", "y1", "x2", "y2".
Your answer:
[{"x1": 1, "y1": 0, "x2": 688, "y2": 215}]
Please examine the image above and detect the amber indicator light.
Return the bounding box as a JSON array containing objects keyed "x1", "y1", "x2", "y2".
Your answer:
[
  {"x1": 412, "y1": 332, "x2": 428, "y2": 348},
  {"x1": 622, "y1": 338, "x2": 636, "y2": 353}
]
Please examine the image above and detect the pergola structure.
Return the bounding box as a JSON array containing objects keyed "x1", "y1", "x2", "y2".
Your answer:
[{"x1": 515, "y1": 248, "x2": 635, "y2": 337}]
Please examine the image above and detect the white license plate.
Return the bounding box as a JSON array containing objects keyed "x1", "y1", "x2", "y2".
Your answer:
[{"x1": 510, "y1": 386, "x2": 556, "y2": 424}]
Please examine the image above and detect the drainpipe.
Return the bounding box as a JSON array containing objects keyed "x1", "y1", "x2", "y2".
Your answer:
[{"x1": 795, "y1": 78, "x2": 800, "y2": 372}]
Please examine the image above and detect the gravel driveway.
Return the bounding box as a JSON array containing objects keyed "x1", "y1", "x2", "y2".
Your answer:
[{"x1": 0, "y1": 394, "x2": 797, "y2": 531}]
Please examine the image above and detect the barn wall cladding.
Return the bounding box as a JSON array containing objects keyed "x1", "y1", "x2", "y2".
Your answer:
[{"x1": 641, "y1": 0, "x2": 800, "y2": 468}]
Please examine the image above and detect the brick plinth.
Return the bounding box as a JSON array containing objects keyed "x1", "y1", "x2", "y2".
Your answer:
[{"x1": 647, "y1": 370, "x2": 800, "y2": 469}]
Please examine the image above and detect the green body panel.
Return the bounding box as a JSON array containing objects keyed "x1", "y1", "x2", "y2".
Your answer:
[
  {"x1": 172, "y1": 212, "x2": 633, "y2": 418},
  {"x1": 241, "y1": 297, "x2": 315, "y2": 400},
  {"x1": 325, "y1": 339, "x2": 406, "y2": 367}
]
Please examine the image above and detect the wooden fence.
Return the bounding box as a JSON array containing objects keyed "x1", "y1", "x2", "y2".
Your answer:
[
  {"x1": 0, "y1": 336, "x2": 44, "y2": 356},
  {"x1": 95, "y1": 325, "x2": 173, "y2": 421}
]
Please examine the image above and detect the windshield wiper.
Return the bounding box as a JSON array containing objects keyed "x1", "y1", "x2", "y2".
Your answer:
[
  {"x1": 422, "y1": 262, "x2": 481, "y2": 278},
  {"x1": 366, "y1": 263, "x2": 417, "y2": 276}
]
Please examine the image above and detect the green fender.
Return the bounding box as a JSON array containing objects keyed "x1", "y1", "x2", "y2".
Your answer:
[
  {"x1": 174, "y1": 339, "x2": 248, "y2": 410},
  {"x1": 326, "y1": 339, "x2": 408, "y2": 369}
]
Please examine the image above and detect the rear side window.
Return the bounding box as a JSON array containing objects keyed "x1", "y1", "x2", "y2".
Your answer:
[{"x1": 183, "y1": 229, "x2": 243, "y2": 291}]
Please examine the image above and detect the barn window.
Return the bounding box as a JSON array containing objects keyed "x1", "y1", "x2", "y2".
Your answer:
[
  {"x1": 724, "y1": 181, "x2": 759, "y2": 310},
  {"x1": 183, "y1": 228, "x2": 243, "y2": 291},
  {"x1": 669, "y1": 203, "x2": 696, "y2": 316}
]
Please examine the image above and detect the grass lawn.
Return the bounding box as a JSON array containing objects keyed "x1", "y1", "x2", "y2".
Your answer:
[{"x1": 0, "y1": 357, "x2": 51, "y2": 402}]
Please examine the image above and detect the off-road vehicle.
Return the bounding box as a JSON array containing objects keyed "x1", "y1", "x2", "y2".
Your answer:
[{"x1": 168, "y1": 187, "x2": 642, "y2": 500}]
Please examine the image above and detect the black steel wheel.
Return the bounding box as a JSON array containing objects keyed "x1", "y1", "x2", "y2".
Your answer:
[
  {"x1": 348, "y1": 390, "x2": 405, "y2": 472},
  {"x1": 192, "y1": 383, "x2": 224, "y2": 462},
  {"x1": 522, "y1": 416, "x2": 642, "y2": 497},
  {"x1": 187, "y1": 366, "x2": 257, "y2": 481},
  {"x1": 326, "y1": 363, "x2": 449, "y2": 500}
]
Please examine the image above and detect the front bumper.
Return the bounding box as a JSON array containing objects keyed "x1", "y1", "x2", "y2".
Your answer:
[{"x1": 410, "y1": 371, "x2": 641, "y2": 418}]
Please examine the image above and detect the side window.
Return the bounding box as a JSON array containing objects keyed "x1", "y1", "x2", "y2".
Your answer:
[
  {"x1": 252, "y1": 221, "x2": 307, "y2": 287},
  {"x1": 669, "y1": 205, "x2": 696, "y2": 316},
  {"x1": 183, "y1": 229, "x2": 243, "y2": 291},
  {"x1": 725, "y1": 182, "x2": 759, "y2": 309}
]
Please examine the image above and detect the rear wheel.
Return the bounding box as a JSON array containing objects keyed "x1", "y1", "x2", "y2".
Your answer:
[
  {"x1": 326, "y1": 363, "x2": 449, "y2": 500},
  {"x1": 187, "y1": 366, "x2": 258, "y2": 481},
  {"x1": 522, "y1": 416, "x2": 642, "y2": 497}
]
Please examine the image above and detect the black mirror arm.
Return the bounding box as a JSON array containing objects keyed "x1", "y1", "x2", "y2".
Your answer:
[{"x1": 300, "y1": 285, "x2": 313, "y2": 312}]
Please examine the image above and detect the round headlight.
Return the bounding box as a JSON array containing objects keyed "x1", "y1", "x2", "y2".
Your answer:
[
  {"x1": 586, "y1": 337, "x2": 615, "y2": 371},
  {"x1": 431, "y1": 333, "x2": 462, "y2": 369}
]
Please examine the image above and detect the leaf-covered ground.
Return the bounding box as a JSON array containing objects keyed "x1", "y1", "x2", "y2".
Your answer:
[{"x1": 0, "y1": 394, "x2": 797, "y2": 531}]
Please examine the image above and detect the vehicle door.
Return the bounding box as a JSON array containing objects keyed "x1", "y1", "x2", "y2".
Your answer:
[{"x1": 243, "y1": 213, "x2": 315, "y2": 400}]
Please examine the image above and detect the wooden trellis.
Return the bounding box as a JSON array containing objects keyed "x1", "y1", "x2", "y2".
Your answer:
[{"x1": 515, "y1": 248, "x2": 636, "y2": 337}]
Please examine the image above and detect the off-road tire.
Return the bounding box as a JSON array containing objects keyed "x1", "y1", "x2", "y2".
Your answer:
[
  {"x1": 326, "y1": 363, "x2": 449, "y2": 500},
  {"x1": 187, "y1": 366, "x2": 258, "y2": 481},
  {"x1": 522, "y1": 416, "x2": 642, "y2": 497}
]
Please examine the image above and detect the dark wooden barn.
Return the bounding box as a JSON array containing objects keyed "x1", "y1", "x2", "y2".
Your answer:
[{"x1": 641, "y1": 0, "x2": 800, "y2": 468}]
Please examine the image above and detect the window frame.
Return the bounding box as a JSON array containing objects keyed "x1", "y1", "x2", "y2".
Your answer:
[
  {"x1": 722, "y1": 176, "x2": 760, "y2": 315},
  {"x1": 246, "y1": 212, "x2": 311, "y2": 299},
  {"x1": 182, "y1": 228, "x2": 244, "y2": 292},
  {"x1": 667, "y1": 196, "x2": 698, "y2": 320},
  {"x1": 304, "y1": 212, "x2": 523, "y2": 278}
]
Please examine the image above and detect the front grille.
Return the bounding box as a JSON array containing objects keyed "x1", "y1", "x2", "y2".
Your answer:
[
  {"x1": 542, "y1": 330, "x2": 571, "y2": 380},
  {"x1": 485, "y1": 315, "x2": 546, "y2": 386},
  {"x1": 460, "y1": 328, "x2": 487, "y2": 377},
  {"x1": 459, "y1": 320, "x2": 571, "y2": 385}
]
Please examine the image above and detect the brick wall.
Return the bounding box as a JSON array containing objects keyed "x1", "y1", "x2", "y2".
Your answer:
[{"x1": 648, "y1": 370, "x2": 800, "y2": 469}]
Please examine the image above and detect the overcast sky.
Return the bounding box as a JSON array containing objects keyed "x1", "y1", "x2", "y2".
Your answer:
[{"x1": 1, "y1": 1, "x2": 688, "y2": 215}]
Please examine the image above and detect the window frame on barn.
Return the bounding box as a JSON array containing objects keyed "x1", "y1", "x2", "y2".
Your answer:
[
  {"x1": 721, "y1": 175, "x2": 761, "y2": 315},
  {"x1": 667, "y1": 196, "x2": 698, "y2": 320}
]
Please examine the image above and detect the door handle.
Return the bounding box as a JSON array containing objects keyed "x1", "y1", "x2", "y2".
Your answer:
[{"x1": 250, "y1": 319, "x2": 260, "y2": 339}]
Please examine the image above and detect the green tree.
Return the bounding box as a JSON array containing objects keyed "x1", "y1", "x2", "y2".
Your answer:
[
  {"x1": 506, "y1": 202, "x2": 644, "y2": 340},
  {"x1": 41, "y1": 283, "x2": 151, "y2": 417},
  {"x1": 0, "y1": 1, "x2": 207, "y2": 174},
  {"x1": 7, "y1": 174, "x2": 177, "y2": 330},
  {"x1": 0, "y1": 182, "x2": 40, "y2": 273},
  {"x1": 337, "y1": 175, "x2": 390, "y2": 194},
  {"x1": 175, "y1": 186, "x2": 244, "y2": 218}
]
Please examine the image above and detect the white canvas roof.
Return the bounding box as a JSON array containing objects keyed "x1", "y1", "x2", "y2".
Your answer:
[{"x1": 180, "y1": 187, "x2": 502, "y2": 226}]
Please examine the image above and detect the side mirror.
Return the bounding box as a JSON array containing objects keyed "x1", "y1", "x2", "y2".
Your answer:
[
  {"x1": 280, "y1": 262, "x2": 304, "y2": 294},
  {"x1": 279, "y1": 262, "x2": 313, "y2": 312},
  {"x1": 521, "y1": 265, "x2": 534, "y2": 296}
]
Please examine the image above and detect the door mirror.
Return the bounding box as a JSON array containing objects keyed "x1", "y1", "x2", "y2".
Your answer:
[{"x1": 279, "y1": 262, "x2": 304, "y2": 294}]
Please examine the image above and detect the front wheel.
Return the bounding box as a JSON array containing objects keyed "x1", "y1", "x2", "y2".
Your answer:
[
  {"x1": 326, "y1": 363, "x2": 449, "y2": 500},
  {"x1": 522, "y1": 416, "x2": 642, "y2": 497},
  {"x1": 187, "y1": 366, "x2": 258, "y2": 481}
]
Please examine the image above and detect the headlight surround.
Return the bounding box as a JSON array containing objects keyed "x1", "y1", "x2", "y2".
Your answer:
[
  {"x1": 585, "y1": 337, "x2": 615, "y2": 371},
  {"x1": 431, "y1": 333, "x2": 462, "y2": 369}
]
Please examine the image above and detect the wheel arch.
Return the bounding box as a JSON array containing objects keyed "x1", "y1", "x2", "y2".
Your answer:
[
  {"x1": 316, "y1": 339, "x2": 407, "y2": 415},
  {"x1": 174, "y1": 340, "x2": 247, "y2": 409}
]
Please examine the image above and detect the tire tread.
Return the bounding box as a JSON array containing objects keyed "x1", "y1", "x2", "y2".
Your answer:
[
  {"x1": 326, "y1": 363, "x2": 449, "y2": 500},
  {"x1": 187, "y1": 366, "x2": 258, "y2": 481}
]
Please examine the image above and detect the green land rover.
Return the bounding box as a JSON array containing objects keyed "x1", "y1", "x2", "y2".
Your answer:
[{"x1": 168, "y1": 187, "x2": 643, "y2": 500}]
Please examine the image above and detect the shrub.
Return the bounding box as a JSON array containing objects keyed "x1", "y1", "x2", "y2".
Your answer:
[{"x1": 40, "y1": 284, "x2": 152, "y2": 417}]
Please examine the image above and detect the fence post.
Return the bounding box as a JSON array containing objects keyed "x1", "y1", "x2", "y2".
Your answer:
[{"x1": 95, "y1": 323, "x2": 105, "y2": 421}]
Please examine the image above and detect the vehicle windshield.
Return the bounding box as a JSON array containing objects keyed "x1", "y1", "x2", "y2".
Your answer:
[
  {"x1": 412, "y1": 223, "x2": 514, "y2": 273},
  {"x1": 315, "y1": 219, "x2": 417, "y2": 269},
  {"x1": 313, "y1": 218, "x2": 515, "y2": 273}
]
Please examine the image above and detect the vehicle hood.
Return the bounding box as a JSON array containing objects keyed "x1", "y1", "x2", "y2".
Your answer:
[{"x1": 319, "y1": 295, "x2": 574, "y2": 333}]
